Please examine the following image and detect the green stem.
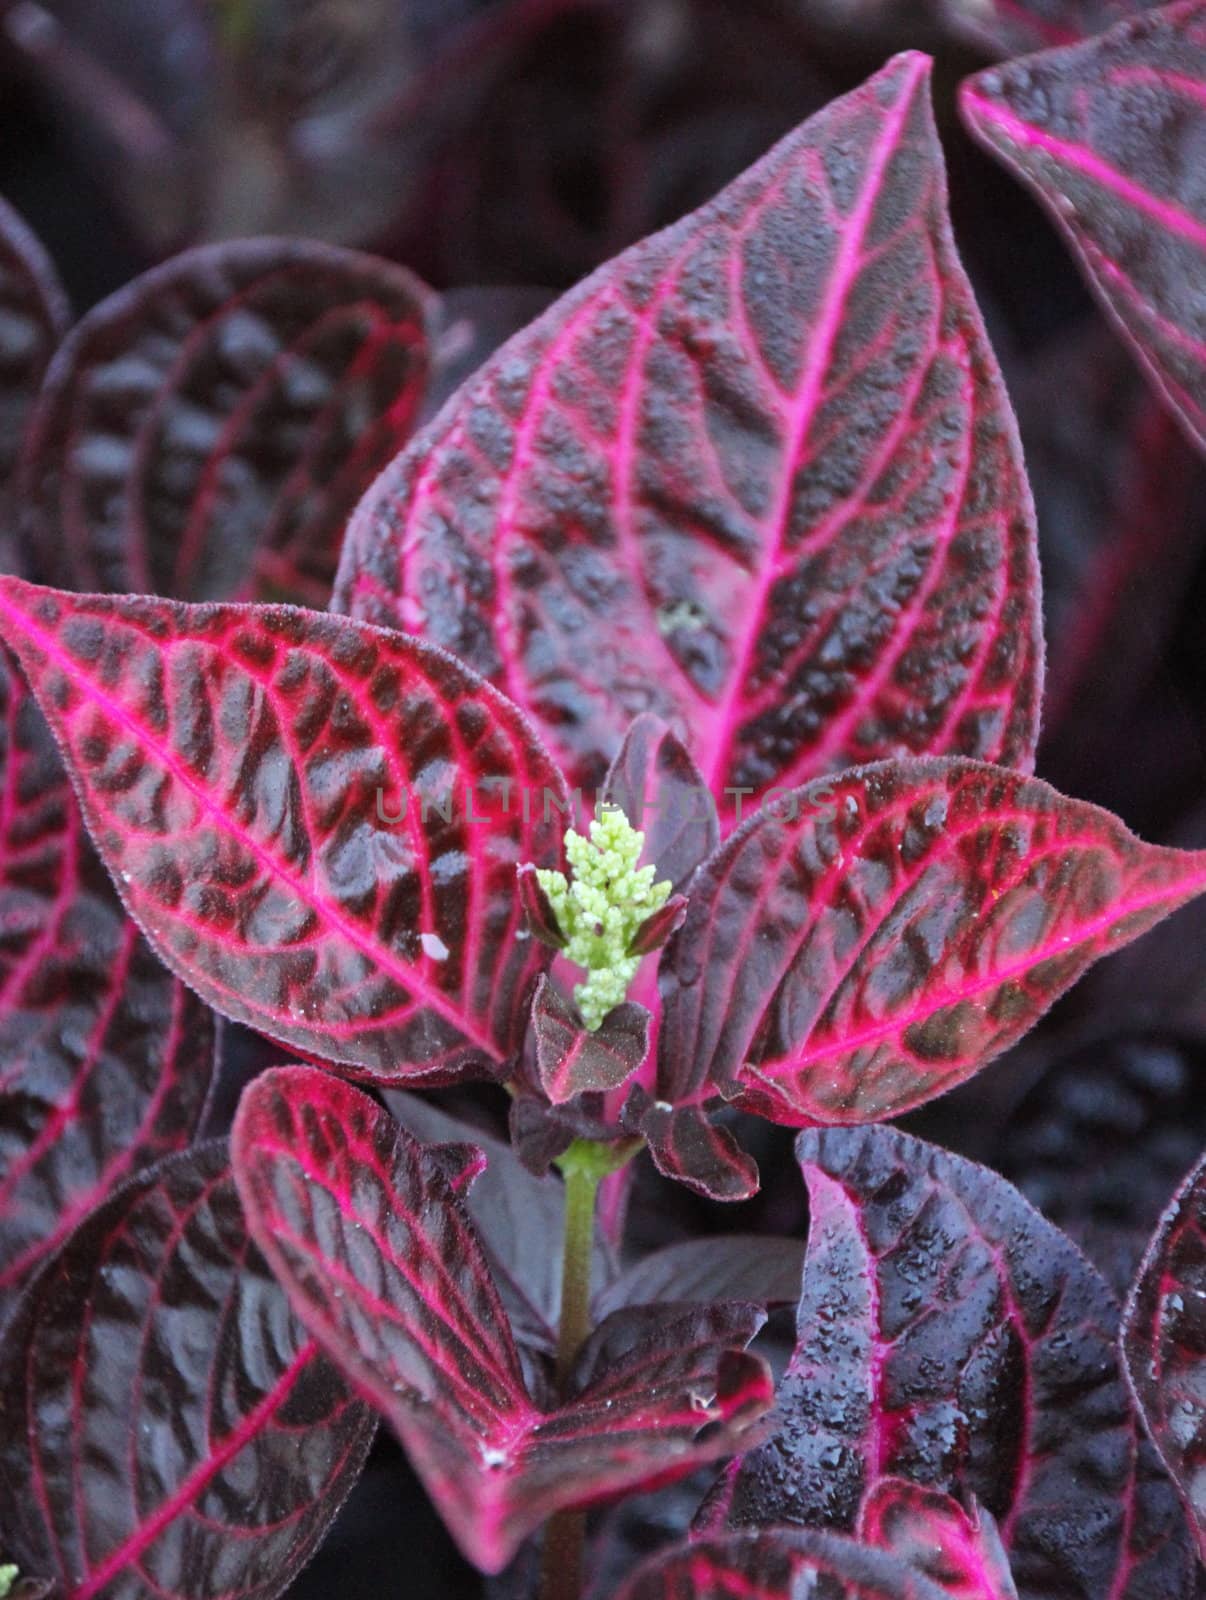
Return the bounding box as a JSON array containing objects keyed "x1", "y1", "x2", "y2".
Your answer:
[
  {"x1": 555, "y1": 1159, "x2": 599, "y2": 1386},
  {"x1": 540, "y1": 1145, "x2": 605, "y2": 1600}
]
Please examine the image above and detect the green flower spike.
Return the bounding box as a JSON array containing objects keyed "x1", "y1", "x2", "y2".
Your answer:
[
  {"x1": 0, "y1": 1565, "x2": 19, "y2": 1600},
  {"x1": 534, "y1": 807, "x2": 672, "y2": 1030}
]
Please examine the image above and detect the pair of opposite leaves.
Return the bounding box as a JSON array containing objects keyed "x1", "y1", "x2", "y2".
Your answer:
[
  {"x1": 4, "y1": 47, "x2": 1206, "y2": 1188},
  {"x1": 3, "y1": 1065, "x2": 1193, "y2": 1593}
]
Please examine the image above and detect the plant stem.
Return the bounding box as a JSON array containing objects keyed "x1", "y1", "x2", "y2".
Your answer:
[
  {"x1": 555, "y1": 1159, "x2": 599, "y2": 1387},
  {"x1": 540, "y1": 1146, "x2": 603, "y2": 1600}
]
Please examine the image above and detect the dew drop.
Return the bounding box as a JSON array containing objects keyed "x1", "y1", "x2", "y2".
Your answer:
[{"x1": 420, "y1": 931, "x2": 450, "y2": 962}]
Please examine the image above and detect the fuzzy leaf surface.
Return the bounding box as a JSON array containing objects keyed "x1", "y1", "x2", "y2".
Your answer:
[
  {"x1": 657, "y1": 758, "x2": 1206, "y2": 1126},
  {"x1": 0, "y1": 198, "x2": 68, "y2": 492},
  {"x1": 231, "y1": 1067, "x2": 773, "y2": 1574},
  {"x1": 336, "y1": 53, "x2": 1041, "y2": 816},
  {"x1": 1122, "y1": 1149, "x2": 1206, "y2": 1559},
  {"x1": 0, "y1": 578, "x2": 566, "y2": 1081},
  {"x1": 532, "y1": 975, "x2": 650, "y2": 1103},
  {"x1": 859, "y1": 1480, "x2": 1018, "y2": 1600},
  {"x1": 0, "y1": 1142, "x2": 376, "y2": 1600},
  {"x1": 962, "y1": 3, "x2": 1206, "y2": 454},
  {"x1": 15, "y1": 239, "x2": 433, "y2": 607},
  {"x1": 602, "y1": 714, "x2": 719, "y2": 894},
  {"x1": 616, "y1": 1528, "x2": 950, "y2": 1600},
  {"x1": 0, "y1": 649, "x2": 214, "y2": 1310},
  {"x1": 722, "y1": 1126, "x2": 1195, "y2": 1600}
]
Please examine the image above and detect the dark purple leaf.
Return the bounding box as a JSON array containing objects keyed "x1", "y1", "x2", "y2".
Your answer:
[
  {"x1": 629, "y1": 894, "x2": 689, "y2": 958},
  {"x1": 593, "y1": 1236, "x2": 806, "y2": 1321},
  {"x1": 0, "y1": 196, "x2": 67, "y2": 492},
  {"x1": 623, "y1": 1088, "x2": 761, "y2": 1202},
  {"x1": 1122, "y1": 1149, "x2": 1206, "y2": 1560},
  {"x1": 961, "y1": 2, "x2": 1206, "y2": 455},
  {"x1": 942, "y1": 0, "x2": 1160, "y2": 52},
  {"x1": 335, "y1": 54, "x2": 1041, "y2": 816},
  {"x1": 722, "y1": 1125, "x2": 1195, "y2": 1600},
  {"x1": 615, "y1": 1527, "x2": 950, "y2": 1600},
  {"x1": 15, "y1": 238, "x2": 434, "y2": 607},
  {"x1": 0, "y1": 648, "x2": 214, "y2": 1311},
  {"x1": 657, "y1": 758, "x2": 1206, "y2": 1127},
  {"x1": 965, "y1": 1025, "x2": 1206, "y2": 1298},
  {"x1": 859, "y1": 1480, "x2": 1018, "y2": 1600},
  {"x1": 518, "y1": 861, "x2": 567, "y2": 948},
  {"x1": 0, "y1": 577, "x2": 567, "y2": 1083},
  {"x1": 231, "y1": 1066, "x2": 772, "y2": 1574},
  {"x1": 602, "y1": 714, "x2": 720, "y2": 895},
  {"x1": 0, "y1": 1142, "x2": 376, "y2": 1600},
  {"x1": 532, "y1": 974, "x2": 650, "y2": 1103}
]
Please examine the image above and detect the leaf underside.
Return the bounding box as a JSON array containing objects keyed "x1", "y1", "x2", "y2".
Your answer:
[
  {"x1": 232, "y1": 1067, "x2": 773, "y2": 1574},
  {"x1": 720, "y1": 1125, "x2": 1195, "y2": 1600},
  {"x1": 335, "y1": 52, "x2": 1041, "y2": 821},
  {"x1": 0, "y1": 1142, "x2": 376, "y2": 1600},
  {"x1": 0, "y1": 577, "x2": 567, "y2": 1081},
  {"x1": 656, "y1": 757, "x2": 1206, "y2": 1127},
  {"x1": 0, "y1": 649, "x2": 214, "y2": 1312},
  {"x1": 15, "y1": 238, "x2": 433, "y2": 607},
  {"x1": 962, "y1": 1, "x2": 1206, "y2": 455}
]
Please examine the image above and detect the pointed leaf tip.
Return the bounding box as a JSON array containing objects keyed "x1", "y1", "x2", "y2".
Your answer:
[
  {"x1": 336, "y1": 53, "x2": 1041, "y2": 821},
  {"x1": 0, "y1": 576, "x2": 567, "y2": 1082}
]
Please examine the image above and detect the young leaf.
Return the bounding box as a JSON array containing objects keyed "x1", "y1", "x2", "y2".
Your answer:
[
  {"x1": 656, "y1": 758, "x2": 1206, "y2": 1127},
  {"x1": 615, "y1": 1528, "x2": 950, "y2": 1600},
  {"x1": 859, "y1": 1481, "x2": 1018, "y2": 1600},
  {"x1": 231, "y1": 1066, "x2": 772, "y2": 1574},
  {"x1": 0, "y1": 649, "x2": 214, "y2": 1310},
  {"x1": 0, "y1": 198, "x2": 68, "y2": 492},
  {"x1": 15, "y1": 238, "x2": 433, "y2": 607},
  {"x1": 602, "y1": 714, "x2": 720, "y2": 894},
  {"x1": 531, "y1": 974, "x2": 650, "y2": 1103},
  {"x1": 0, "y1": 1142, "x2": 376, "y2": 1600},
  {"x1": 335, "y1": 53, "x2": 1041, "y2": 817},
  {"x1": 0, "y1": 578, "x2": 567, "y2": 1082},
  {"x1": 1122, "y1": 1149, "x2": 1206, "y2": 1560},
  {"x1": 622, "y1": 1088, "x2": 761, "y2": 1202},
  {"x1": 961, "y1": 2, "x2": 1206, "y2": 455},
  {"x1": 721, "y1": 1126, "x2": 1195, "y2": 1600}
]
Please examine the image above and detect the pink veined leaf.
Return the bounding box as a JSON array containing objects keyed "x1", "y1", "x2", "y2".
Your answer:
[
  {"x1": 717, "y1": 1126, "x2": 1196, "y2": 1600},
  {"x1": 0, "y1": 577, "x2": 568, "y2": 1082},
  {"x1": 0, "y1": 197, "x2": 68, "y2": 493},
  {"x1": 615, "y1": 1528, "x2": 951, "y2": 1600},
  {"x1": 942, "y1": 0, "x2": 1159, "y2": 53},
  {"x1": 656, "y1": 757, "x2": 1206, "y2": 1130},
  {"x1": 859, "y1": 1481, "x2": 1018, "y2": 1600},
  {"x1": 601, "y1": 713, "x2": 720, "y2": 895},
  {"x1": 531, "y1": 974, "x2": 650, "y2": 1103},
  {"x1": 1122, "y1": 1149, "x2": 1206, "y2": 1561},
  {"x1": 0, "y1": 1142, "x2": 377, "y2": 1600},
  {"x1": 230, "y1": 1066, "x2": 773, "y2": 1575},
  {"x1": 621, "y1": 1088, "x2": 761, "y2": 1202},
  {"x1": 0, "y1": 648, "x2": 214, "y2": 1314},
  {"x1": 14, "y1": 238, "x2": 434, "y2": 608},
  {"x1": 961, "y1": 2, "x2": 1206, "y2": 457},
  {"x1": 334, "y1": 52, "x2": 1042, "y2": 822}
]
